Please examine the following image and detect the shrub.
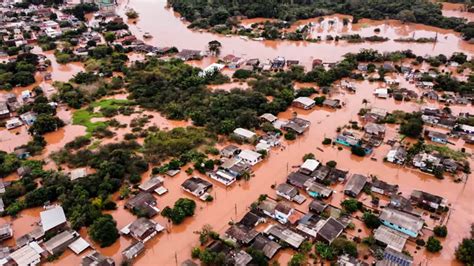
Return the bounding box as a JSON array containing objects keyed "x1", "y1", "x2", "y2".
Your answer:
[
  {"x1": 341, "y1": 199, "x2": 362, "y2": 213},
  {"x1": 302, "y1": 153, "x2": 315, "y2": 161},
  {"x1": 322, "y1": 138, "x2": 332, "y2": 145},
  {"x1": 351, "y1": 145, "x2": 366, "y2": 157},
  {"x1": 426, "y1": 236, "x2": 443, "y2": 253},
  {"x1": 362, "y1": 212, "x2": 381, "y2": 229},
  {"x1": 233, "y1": 69, "x2": 252, "y2": 79},
  {"x1": 191, "y1": 247, "x2": 201, "y2": 259},
  {"x1": 416, "y1": 238, "x2": 426, "y2": 246},
  {"x1": 326, "y1": 160, "x2": 337, "y2": 168},
  {"x1": 284, "y1": 131, "x2": 296, "y2": 140},
  {"x1": 455, "y1": 238, "x2": 474, "y2": 265},
  {"x1": 434, "y1": 225, "x2": 448, "y2": 238}
]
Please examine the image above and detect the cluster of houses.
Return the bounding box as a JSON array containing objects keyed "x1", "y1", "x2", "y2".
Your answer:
[
  {"x1": 0, "y1": 5, "x2": 81, "y2": 54},
  {"x1": 1, "y1": 91, "x2": 42, "y2": 130},
  {"x1": 190, "y1": 115, "x2": 311, "y2": 188},
  {"x1": 191, "y1": 176, "x2": 445, "y2": 266},
  {"x1": 0, "y1": 205, "x2": 117, "y2": 265}
]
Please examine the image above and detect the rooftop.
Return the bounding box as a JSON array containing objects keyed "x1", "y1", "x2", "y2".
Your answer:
[
  {"x1": 81, "y1": 251, "x2": 115, "y2": 266},
  {"x1": 374, "y1": 225, "x2": 408, "y2": 252},
  {"x1": 225, "y1": 224, "x2": 259, "y2": 244},
  {"x1": 40, "y1": 205, "x2": 66, "y2": 232},
  {"x1": 379, "y1": 208, "x2": 424, "y2": 234},
  {"x1": 9, "y1": 242, "x2": 43, "y2": 266},
  {"x1": 264, "y1": 224, "x2": 305, "y2": 249},
  {"x1": 317, "y1": 217, "x2": 344, "y2": 243}
]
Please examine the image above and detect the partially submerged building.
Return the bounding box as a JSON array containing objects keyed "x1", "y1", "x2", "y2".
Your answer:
[
  {"x1": 121, "y1": 217, "x2": 164, "y2": 243},
  {"x1": 43, "y1": 230, "x2": 79, "y2": 255},
  {"x1": 40, "y1": 206, "x2": 67, "y2": 234},
  {"x1": 181, "y1": 177, "x2": 212, "y2": 200},
  {"x1": 81, "y1": 251, "x2": 115, "y2": 266},
  {"x1": 317, "y1": 217, "x2": 344, "y2": 244},
  {"x1": 263, "y1": 224, "x2": 305, "y2": 249},
  {"x1": 125, "y1": 192, "x2": 160, "y2": 218},
  {"x1": 122, "y1": 241, "x2": 145, "y2": 261},
  {"x1": 344, "y1": 174, "x2": 368, "y2": 197},
  {"x1": 379, "y1": 208, "x2": 424, "y2": 238}
]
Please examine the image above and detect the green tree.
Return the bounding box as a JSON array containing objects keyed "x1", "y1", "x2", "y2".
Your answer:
[
  {"x1": 315, "y1": 242, "x2": 335, "y2": 260},
  {"x1": 400, "y1": 117, "x2": 423, "y2": 138},
  {"x1": 455, "y1": 238, "x2": 474, "y2": 265},
  {"x1": 29, "y1": 114, "x2": 65, "y2": 135},
  {"x1": 351, "y1": 145, "x2": 366, "y2": 157},
  {"x1": 302, "y1": 153, "x2": 315, "y2": 161},
  {"x1": 88, "y1": 214, "x2": 119, "y2": 247},
  {"x1": 362, "y1": 212, "x2": 381, "y2": 229},
  {"x1": 288, "y1": 253, "x2": 306, "y2": 266},
  {"x1": 426, "y1": 236, "x2": 443, "y2": 253},
  {"x1": 341, "y1": 199, "x2": 362, "y2": 213},
  {"x1": 434, "y1": 225, "x2": 448, "y2": 238}
]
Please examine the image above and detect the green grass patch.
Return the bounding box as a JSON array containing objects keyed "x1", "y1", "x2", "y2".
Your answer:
[
  {"x1": 425, "y1": 144, "x2": 467, "y2": 161},
  {"x1": 72, "y1": 99, "x2": 131, "y2": 137}
]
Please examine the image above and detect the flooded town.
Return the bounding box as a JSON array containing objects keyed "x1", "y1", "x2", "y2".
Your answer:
[{"x1": 0, "y1": 0, "x2": 473, "y2": 265}]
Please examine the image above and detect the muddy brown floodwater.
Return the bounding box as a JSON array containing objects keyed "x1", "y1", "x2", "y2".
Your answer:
[
  {"x1": 117, "y1": 0, "x2": 473, "y2": 70},
  {"x1": 51, "y1": 77, "x2": 470, "y2": 265},
  {"x1": 442, "y1": 3, "x2": 474, "y2": 22},
  {"x1": 0, "y1": 1, "x2": 473, "y2": 265}
]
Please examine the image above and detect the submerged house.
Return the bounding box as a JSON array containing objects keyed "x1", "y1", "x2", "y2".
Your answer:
[
  {"x1": 175, "y1": 49, "x2": 202, "y2": 61},
  {"x1": 40, "y1": 206, "x2": 67, "y2": 234},
  {"x1": 251, "y1": 235, "x2": 281, "y2": 259},
  {"x1": 181, "y1": 177, "x2": 213, "y2": 199},
  {"x1": 237, "y1": 150, "x2": 262, "y2": 166},
  {"x1": 292, "y1": 97, "x2": 315, "y2": 110},
  {"x1": 224, "y1": 224, "x2": 259, "y2": 245},
  {"x1": 81, "y1": 251, "x2": 115, "y2": 266},
  {"x1": 220, "y1": 145, "x2": 241, "y2": 158},
  {"x1": 121, "y1": 218, "x2": 164, "y2": 243},
  {"x1": 410, "y1": 190, "x2": 447, "y2": 212},
  {"x1": 386, "y1": 146, "x2": 407, "y2": 165},
  {"x1": 139, "y1": 176, "x2": 164, "y2": 192},
  {"x1": 43, "y1": 230, "x2": 79, "y2": 255},
  {"x1": 344, "y1": 174, "x2": 368, "y2": 197},
  {"x1": 122, "y1": 241, "x2": 145, "y2": 261},
  {"x1": 317, "y1": 217, "x2": 345, "y2": 244},
  {"x1": 125, "y1": 192, "x2": 160, "y2": 218},
  {"x1": 275, "y1": 183, "x2": 298, "y2": 201},
  {"x1": 371, "y1": 179, "x2": 398, "y2": 196},
  {"x1": 8, "y1": 242, "x2": 44, "y2": 266},
  {"x1": 263, "y1": 224, "x2": 305, "y2": 249},
  {"x1": 305, "y1": 180, "x2": 333, "y2": 199},
  {"x1": 426, "y1": 130, "x2": 448, "y2": 144},
  {"x1": 274, "y1": 202, "x2": 294, "y2": 224},
  {"x1": 282, "y1": 117, "x2": 311, "y2": 135},
  {"x1": 233, "y1": 128, "x2": 257, "y2": 141},
  {"x1": 209, "y1": 170, "x2": 237, "y2": 186},
  {"x1": 379, "y1": 208, "x2": 424, "y2": 238},
  {"x1": 374, "y1": 225, "x2": 408, "y2": 253},
  {"x1": 299, "y1": 159, "x2": 320, "y2": 175},
  {"x1": 322, "y1": 99, "x2": 341, "y2": 109}
]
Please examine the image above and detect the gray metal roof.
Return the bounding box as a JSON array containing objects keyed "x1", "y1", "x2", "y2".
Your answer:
[{"x1": 40, "y1": 206, "x2": 66, "y2": 232}]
